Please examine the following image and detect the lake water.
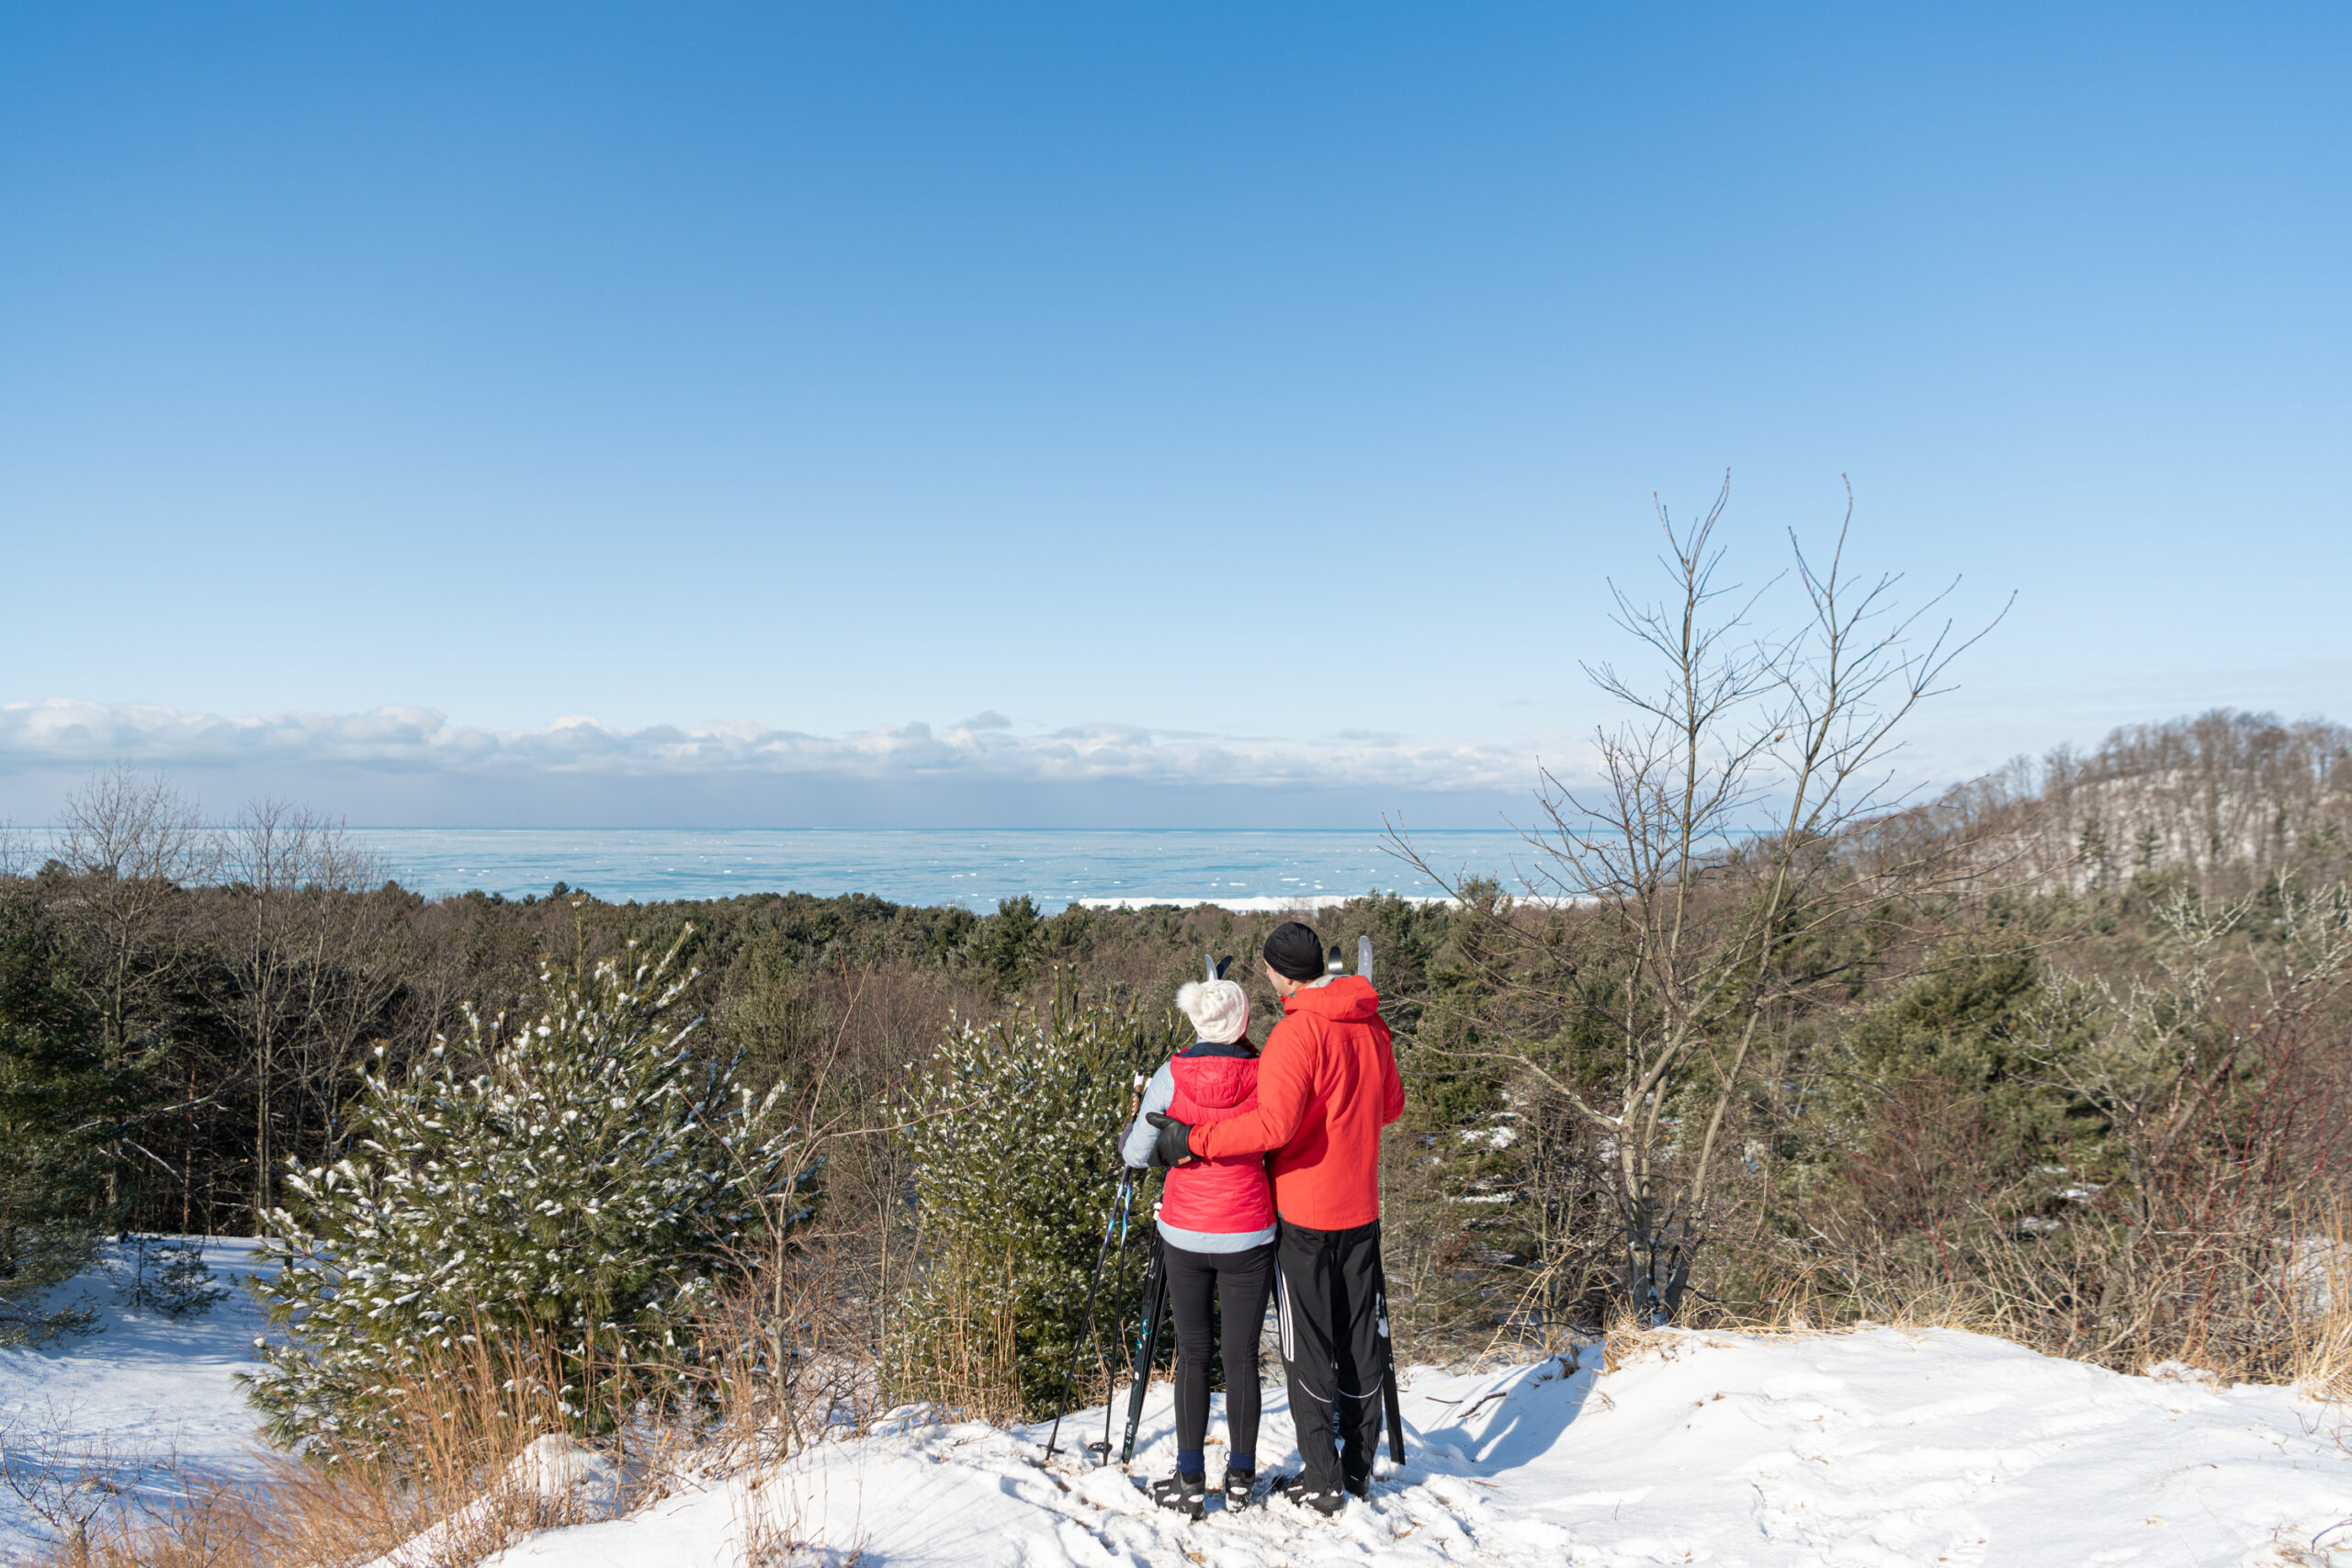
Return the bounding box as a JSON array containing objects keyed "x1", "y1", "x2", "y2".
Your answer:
[{"x1": 344, "y1": 828, "x2": 1538, "y2": 911}]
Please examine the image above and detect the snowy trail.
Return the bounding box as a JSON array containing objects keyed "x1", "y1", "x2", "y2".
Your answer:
[
  {"x1": 485, "y1": 1327, "x2": 2352, "y2": 1567},
  {"x1": 0, "y1": 1238, "x2": 275, "y2": 1560}
]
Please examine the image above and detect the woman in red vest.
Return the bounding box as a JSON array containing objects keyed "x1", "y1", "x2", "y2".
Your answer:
[{"x1": 1120, "y1": 975, "x2": 1275, "y2": 1518}]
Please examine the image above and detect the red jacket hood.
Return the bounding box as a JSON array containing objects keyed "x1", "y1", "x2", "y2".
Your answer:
[{"x1": 1283, "y1": 973, "x2": 1381, "y2": 1022}]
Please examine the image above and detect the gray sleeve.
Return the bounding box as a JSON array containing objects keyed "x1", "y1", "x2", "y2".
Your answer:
[{"x1": 1121, "y1": 1063, "x2": 1176, "y2": 1168}]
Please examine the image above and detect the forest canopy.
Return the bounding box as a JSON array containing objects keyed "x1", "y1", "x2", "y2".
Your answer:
[{"x1": 1, "y1": 707, "x2": 2347, "y2": 1402}]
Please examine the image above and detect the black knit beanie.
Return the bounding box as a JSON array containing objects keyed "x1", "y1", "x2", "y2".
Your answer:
[{"x1": 1263, "y1": 921, "x2": 1327, "y2": 982}]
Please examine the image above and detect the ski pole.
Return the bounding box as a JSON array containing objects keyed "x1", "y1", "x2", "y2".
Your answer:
[
  {"x1": 1046, "y1": 1166, "x2": 1136, "y2": 1459},
  {"x1": 1075, "y1": 1066, "x2": 1156, "y2": 1463},
  {"x1": 1092, "y1": 1174, "x2": 1140, "y2": 1462},
  {"x1": 1359, "y1": 933, "x2": 1405, "y2": 1465},
  {"x1": 1120, "y1": 1233, "x2": 1170, "y2": 1465},
  {"x1": 1376, "y1": 1256, "x2": 1407, "y2": 1465}
]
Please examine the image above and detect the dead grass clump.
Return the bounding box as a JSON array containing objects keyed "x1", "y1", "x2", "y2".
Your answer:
[
  {"x1": 880, "y1": 1243, "x2": 1025, "y2": 1425},
  {"x1": 691, "y1": 1235, "x2": 889, "y2": 1563},
  {"x1": 2287, "y1": 1223, "x2": 2352, "y2": 1404},
  {"x1": 1673, "y1": 1196, "x2": 2352, "y2": 1401}
]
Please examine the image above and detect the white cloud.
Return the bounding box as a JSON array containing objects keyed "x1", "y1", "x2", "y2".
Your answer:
[{"x1": 0, "y1": 698, "x2": 1537, "y2": 795}]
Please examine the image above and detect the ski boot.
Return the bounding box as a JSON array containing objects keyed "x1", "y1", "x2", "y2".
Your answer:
[
  {"x1": 1150, "y1": 1470, "x2": 1206, "y2": 1520},
  {"x1": 1221, "y1": 1468, "x2": 1258, "y2": 1510},
  {"x1": 1270, "y1": 1472, "x2": 1349, "y2": 1517}
]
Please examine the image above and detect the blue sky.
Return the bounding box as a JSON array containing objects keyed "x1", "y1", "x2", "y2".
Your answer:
[{"x1": 2, "y1": 4, "x2": 2345, "y2": 827}]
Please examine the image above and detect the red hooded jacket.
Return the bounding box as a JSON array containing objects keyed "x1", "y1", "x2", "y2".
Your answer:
[{"x1": 1186, "y1": 975, "x2": 1401, "y2": 1231}]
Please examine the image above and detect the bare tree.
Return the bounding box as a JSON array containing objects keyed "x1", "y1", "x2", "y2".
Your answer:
[
  {"x1": 215, "y1": 799, "x2": 393, "y2": 1225},
  {"x1": 49, "y1": 768, "x2": 213, "y2": 1053},
  {"x1": 45, "y1": 768, "x2": 217, "y2": 1213},
  {"x1": 1399, "y1": 478, "x2": 2007, "y2": 1324}
]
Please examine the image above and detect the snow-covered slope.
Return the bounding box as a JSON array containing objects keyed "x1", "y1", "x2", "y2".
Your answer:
[
  {"x1": 480, "y1": 1327, "x2": 2352, "y2": 1567},
  {"x1": 4, "y1": 1255, "x2": 2346, "y2": 1567},
  {"x1": 0, "y1": 1238, "x2": 275, "y2": 1560}
]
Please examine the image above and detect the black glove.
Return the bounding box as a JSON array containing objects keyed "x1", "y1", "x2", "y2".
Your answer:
[{"x1": 1145, "y1": 1111, "x2": 1197, "y2": 1166}]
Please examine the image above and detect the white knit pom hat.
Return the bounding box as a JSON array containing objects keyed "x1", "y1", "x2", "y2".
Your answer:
[{"x1": 1174, "y1": 978, "x2": 1250, "y2": 1043}]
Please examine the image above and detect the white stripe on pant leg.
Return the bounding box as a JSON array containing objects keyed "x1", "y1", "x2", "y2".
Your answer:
[
  {"x1": 1277, "y1": 1269, "x2": 1295, "y2": 1363},
  {"x1": 1280, "y1": 1274, "x2": 1335, "y2": 1412}
]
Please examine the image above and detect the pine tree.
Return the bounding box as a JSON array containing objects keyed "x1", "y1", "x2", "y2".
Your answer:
[
  {"x1": 971, "y1": 896, "x2": 1044, "y2": 998},
  {"x1": 247, "y1": 931, "x2": 801, "y2": 1451},
  {"x1": 108, "y1": 1234, "x2": 228, "y2": 1318},
  {"x1": 0, "y1": 882, "x2": 119, "y2": 1345},
  {"x1": 890, "y1": 976, "x2": 1171, "y2": 1416}
]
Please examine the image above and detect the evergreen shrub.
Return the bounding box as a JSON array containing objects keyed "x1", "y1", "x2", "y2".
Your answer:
[
  {"x1": 108, "y1": 1235, "x2": 229, "y2": 1319},
  {"x1": 247, "y1": 932, "x2": 802, "y2": 1453},
  {"x1": 0, "y1": 883, "x2": 114, "y2": 1345},
  {"x1": 890, "y1": 976, "x2": 1173, "y2": 1418}
]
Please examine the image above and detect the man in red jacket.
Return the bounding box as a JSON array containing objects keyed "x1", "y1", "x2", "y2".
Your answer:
[{"x1": 1148, "y1": 920, "x2": 1404, "y2": 1515}]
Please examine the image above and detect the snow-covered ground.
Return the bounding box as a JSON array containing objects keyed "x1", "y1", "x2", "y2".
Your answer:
[
  {"x1": 0, "y1": 1237, "x2": 275, "y2": 1562},
  {"x1": 6, "y1": 1247, "x2": 2350, "y2": 1566},
  {"x1": 481, "y1": 1327, "x2": 2352, "y2": 1567}
]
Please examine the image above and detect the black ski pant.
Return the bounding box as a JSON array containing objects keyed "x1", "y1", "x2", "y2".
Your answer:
[
  {"x1": 1273, "y1": 1216, "x2": 1388, "y2": 1493},
  {"x1": 1163, "y1": 1237, "x2": 1275, "y2": 1471}
]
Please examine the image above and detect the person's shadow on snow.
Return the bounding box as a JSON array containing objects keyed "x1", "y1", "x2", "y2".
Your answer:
[{"x1": 1407, "y1": 1354, "x2": 1595, "y2": 1472}]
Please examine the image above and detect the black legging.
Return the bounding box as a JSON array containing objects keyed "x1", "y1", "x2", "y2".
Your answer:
[{"x1": 1162, "y1": 1236, "x2": 1275, "y2": 1470}]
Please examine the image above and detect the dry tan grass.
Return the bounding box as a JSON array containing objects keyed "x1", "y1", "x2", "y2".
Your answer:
[
  {"x1": 1589, "y1": 1210, "x2": 2352, "y2": 1405},
  {"x1": 39, "y1": 1318, "x2": 874, "y2": 1568},
  {"x1": 2287, "y1": 1220, "x2": 2352, "y2": 1404},
  {"x1": 40, "y1": 1327, "x2": 659, "y2": 1568},
  {"x1": 882, "y1": 1242, "x2": 1027, "y2": 1426},
  {"x1": 692, "y1": 1241, "x2": 888, "y2": 1566}
]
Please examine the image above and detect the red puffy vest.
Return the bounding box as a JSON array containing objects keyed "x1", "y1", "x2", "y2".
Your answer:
[{"x1": 1159, "y1": 1047, "x2": 1276, "y2": 1235}]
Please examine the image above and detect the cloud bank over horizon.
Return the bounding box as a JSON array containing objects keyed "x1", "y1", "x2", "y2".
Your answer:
[
  {"x1": 9, "y1": 688, "x2": 2330, "y2": 832},
  {"x1": 0, "y1": 698, "x2": 1550, "y2": 829}
]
